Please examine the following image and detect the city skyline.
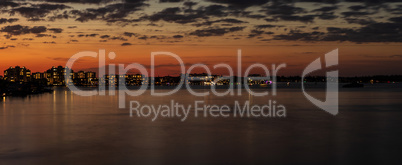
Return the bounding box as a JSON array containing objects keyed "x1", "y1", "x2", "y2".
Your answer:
[
  {"x1": 2, "y1": 65, "x2": 401, "y2": 86},
  {"x1": 0, "y1": 0, "x2": 402, "y2": 76}
]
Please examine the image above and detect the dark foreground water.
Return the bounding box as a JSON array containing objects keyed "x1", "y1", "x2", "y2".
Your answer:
[{"x1": 1, "y1": 84, "x2": 402, "y2": 164}]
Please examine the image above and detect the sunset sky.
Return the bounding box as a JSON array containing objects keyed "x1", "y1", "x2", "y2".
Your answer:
[{"x1": 1, "y1": 0, "x2": 402, "y2": 76}]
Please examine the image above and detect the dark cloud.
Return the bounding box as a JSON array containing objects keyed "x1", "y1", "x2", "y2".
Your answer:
[
  {"x1": 121, "y1": 42, "x2": 132, "y2": 46},
  {"x1": 71, "y1": 1, "x2": 148, "y2": 22},
  {"x1": 0, "y1": 45, "x2": 15, "y2": 50},
  {"x1": 11, "y1": 4, "x2": 71, "y2": 18},
  {"x1": 1, "y1": 0, "x2": 401, "y2": 44},
  {"x1": 312, "y1": 6, "x2": 338, "y2": 12},
  {"x1": 264, "y1": 18, "x2": 277, "y2": 22},
  {"x1": 36, "y1": 34, "x2": 52, "y2": 37},
  {"x1": 217, "y1": 18, "x2": 248, "y2": 23},
  {"x1": 138, "y1": 35, "x2": 148, "y2": 40},
  {"x1": 36, "y1": 0, "x2": 190, "y2": 4},
  {"x1": 173, "y1": 35, "x2": 183, "y2": 38},
  {"x1": 207, "y1": 0, "x2": 269, "y2": 8},
  {"x1": 345, "y1": 18, "x2": 375, "y2": 25},
  {"x1": 189, "y1": 26, "x2": 245, "y2": 37},
  {"x1": 30, "y1": 26, "x2": 47, "y2": 33},
  {"x1": 193, "y1": 18, "x2": 247, "y2": 27},
  {"x1": 144, "y1": 7, "x2": 205, "y2": 24},
  {"x1": 160, "y1": 0, "x2": 183, "y2": 2},
  {"x1": 261, "y1": 3, "x2": 316, "y2": 23},
  {"x1": 184, "y1": 1, "x2": 197, "y2": 7},
  {"x1": 248, "y1": 29, "x2": 264, "y2": 38},
  {"x1": 348, "y1": 5, "x2": 366, "y2": 11},
  {"x1": 326, "y1": 27, "x2": 354, "y2": 34},
  {"x1": 123, "y1": 32, "x2": 138, "y2": 37},
  {"x1": 262, "y1": 3, "x2": 306, "y2": 16},
  {"x1": 255, "y1": 24, "x2": 283, "y2": 29},
  {"x1": 142, "y1": 4, "x2": 251, "y2": 24},
  {"x1": 200, "y1": 5, "x2": 228, "y2": 17},
  {"x1": 273, "y1": 31, "x2": 323, "y2": 41},
  {"x1": 37, "y1": 3, "x2": 71, "y2": 10},
  {"x1": 100, "y1": 35, "x2": 110, "y2": 38},
  {"x1": 246, "y1": 14, "x2": 266, "y2": 19},
  {"x1": 70, "y1": 10, "x2": 96, "y2": 22},
  {"x1": 389, "y1": 16, "x2": 402, "y2": 23},
  {"x1": 77, "y1": 33, "x2": 98, "y2": 37},
  {"x1": 0, "y1": 18, "x2": 18, "y2": 24},
  {"x1": 48, "y1": 12, "x2": 70, "y2": 21},
  {"x1": 388, "y1": 5, "x2": 402, "y2": 14},
  {"x1": 343, "y1": 0, "x2": 400, "y2": 4},
  {"x1": 28, "y1": 18, "x2": 45, "y2": 22},
  {"x1": 48, "y1": 28, "x2": 63, "y2": 33},
  {"x1": 276, "y1": 15, "x2": 315, "y2": 23},
  {"x1": 247, "y1": 32, "x2": 267, "y2": 38},
  {"x1": 11, "y1": 7, "x2": 48, "y2": 18},
  {"x1": 317, "y1": 12, "x2": 338, "y2": 20},
  {"x1": 297, "y1": 0, "x2": 338, "y2": 3},
  {"x1": 109, "y1": 36, "x2": 128, "y2": 41},
  {"x1": 40, "y1": 0, "x2": 118, "y2": 4},
  {"x1": 0, "y1": 1, "x2": 19, "y2": 8},
  {"x1": 347, "y1": 22, "x2": 402, "y2": 42},
  {"x1": 311, "y1": 6, "x2": 338, "y2": 20},
  {"x1": 274, "y1": 20, "x2": 402, "y2": 43},
  {"x1": 214, "y1": 18, "x2": 247, "y2": 24},
  {"x1": 0, "y1": 25, "x2": 47, "y2": 35},
  {"x1": 341, "y1": 11, "x2": 372, "y2": 17}
]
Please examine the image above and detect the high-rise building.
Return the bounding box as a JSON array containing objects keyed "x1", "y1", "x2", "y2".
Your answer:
[
  {"x1": 72, "y1": 71, "x2": 87, "y2": 86},
  {"x1": 76, "y1": 71, "x2": 85, "y2": 79},
  {"x1": 32, "y1": 72, "x2": 45, "y2": 80},
  {"x1": 46, "y1": 66, "x2": 73, "y2": 86},
  {"x1": 3, "y1": 66, "x2": 31, "y2": 83},
  {"x1": 100, "y1": 74, "x2": 118, "y2": 86},
  {"x1": 85, "y1": 72, "x2": 97, "y2": 85},
  {"x1": 125, "y1": 74, "x2": 143, "y2": 85}
]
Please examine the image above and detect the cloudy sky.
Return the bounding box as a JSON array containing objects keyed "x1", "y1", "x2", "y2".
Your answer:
[{"x1": 1, "y1": 0, "x2": 402, "y2": 76}]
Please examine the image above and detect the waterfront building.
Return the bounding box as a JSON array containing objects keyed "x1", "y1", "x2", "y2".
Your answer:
[
  {"x1": 46, "y1": 66, "x2": 73, "y2": 86},
  {"x1": 3, "y1": 66, "x2": 31, "y2": 83}
]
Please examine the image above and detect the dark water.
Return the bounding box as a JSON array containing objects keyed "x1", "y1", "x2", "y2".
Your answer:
[{"x1": 1, "y1": 84, "x2": 402, "y2": 164}]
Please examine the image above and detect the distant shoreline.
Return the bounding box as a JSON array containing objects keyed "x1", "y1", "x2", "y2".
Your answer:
[{"x1": 69, "y1": 82, "x2": 401, "y2": 90}]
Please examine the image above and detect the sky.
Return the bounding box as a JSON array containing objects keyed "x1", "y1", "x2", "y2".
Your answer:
[{"x1": 0, "y1": 0, "x2": 402, "y2": 77}]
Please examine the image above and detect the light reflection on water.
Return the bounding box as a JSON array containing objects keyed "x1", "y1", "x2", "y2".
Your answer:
[{"x1": 1, "y1": 85, "x2": 402, "y2": 164}]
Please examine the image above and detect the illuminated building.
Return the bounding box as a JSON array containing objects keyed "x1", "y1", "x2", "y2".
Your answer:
[
  {"x1": 3, "y1": 66, "x2": 31, "y2": 83},
  {"x1": 46, "y1": 66, "x2": 73, "y2": 86},
  {"x1": 186, "y1": 73, "x2": 220, "y2": 86},
  {"x1": 86, "y1": 72, "x2": 97, "y2": 86},
  {"x1": 125, "y1": 74, "x2": 144, "y2": 86}
]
